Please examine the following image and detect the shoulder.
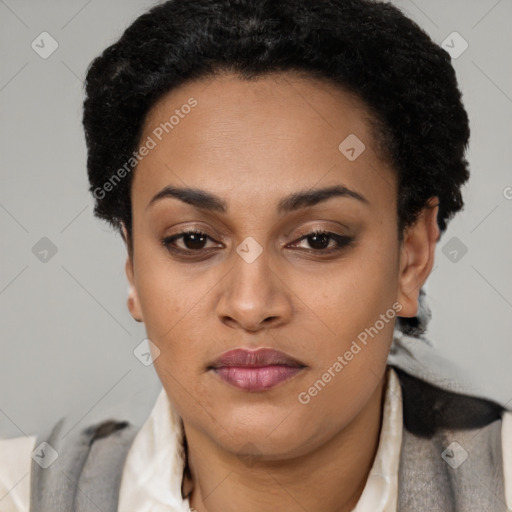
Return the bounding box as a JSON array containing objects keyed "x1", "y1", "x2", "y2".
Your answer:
[
  {"x1": 502, "y1": 410, "x2": 512, "y2": 510},
  {"x1": 393, "y1": 367, "x2": 504, "y2": 436},
  {"x1": 0, "y1": 434, "x2": 36, "y2": 512},
  {"x1": 394, "y1": 367, "x2": 512, "y2": 510},
  {"x1": 30, "y1": 416, "x2": 139, "y2": 511},
  {"x1": 0, "y1": 416, "x2": 139, "y2": 512}
]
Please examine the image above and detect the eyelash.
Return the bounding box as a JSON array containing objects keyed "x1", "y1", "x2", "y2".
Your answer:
[{"x1": 160, "y1": 228, "x2": 354, "y2": 257}]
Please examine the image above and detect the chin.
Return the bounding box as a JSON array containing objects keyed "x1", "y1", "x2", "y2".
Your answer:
[{"x1": 208, "y1": 407, "x2": 315, "y2": 458}]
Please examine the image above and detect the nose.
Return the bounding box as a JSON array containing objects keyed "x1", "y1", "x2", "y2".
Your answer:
[{"x1": 216, "y1": 248, "x2": 293, "y2": 332}]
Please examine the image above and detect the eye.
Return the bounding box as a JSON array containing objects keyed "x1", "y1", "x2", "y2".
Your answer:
[
  {"x1": 161, "y1": 228, "x2": 354, "y2": 258},
  {"x1": 161, "y1": 230, "x2": 221, "y2": 254},
  {"x1": 288, "y1": 230, "x2": 354, "y2": 254}
]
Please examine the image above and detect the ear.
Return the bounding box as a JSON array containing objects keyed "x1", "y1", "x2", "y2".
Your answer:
[
  {"x1": 397, "y1": 197, "x2": 440, "y2": 317},
  {"x1": 121, "y1": 223, "x2": 144, "y2": 323}
]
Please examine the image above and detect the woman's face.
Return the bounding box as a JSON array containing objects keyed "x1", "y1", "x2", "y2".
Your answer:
[{"x1": 125, "y1": 71, "x2": 425, "y2": 459}]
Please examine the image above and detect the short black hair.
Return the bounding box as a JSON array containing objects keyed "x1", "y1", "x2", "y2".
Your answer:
[
  {"x1": 82, "y1": 0, "x2": 471, "y2": 334},
  {"x1": 83, "y1": 0, "x2": 470, "y2": 242}
]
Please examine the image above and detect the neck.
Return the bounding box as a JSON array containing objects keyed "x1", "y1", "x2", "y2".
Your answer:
[{"x1": 183, "y1": 374, "x2": 386, "y2": 512}]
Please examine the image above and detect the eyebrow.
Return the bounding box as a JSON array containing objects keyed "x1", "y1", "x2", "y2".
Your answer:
[{"x1": 146, "y1": 184, "x2": 369, "y2": 214}]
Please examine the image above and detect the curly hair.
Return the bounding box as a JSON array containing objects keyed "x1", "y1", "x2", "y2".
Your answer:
[{"x1": 82, "y1": 0, "x2": 471, "y2": 335}]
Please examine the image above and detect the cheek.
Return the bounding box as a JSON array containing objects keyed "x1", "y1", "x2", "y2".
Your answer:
[
  {"x1": 306, "y1": 237, "x2": 400, "y2": 336},
  {"x1": 289, "y1": 245, "x2": 399, "y2": 436},
  {"x1": 138, "y1": 282, "x2": 206, "y2": 369},
  {"x1": 132, "y1": 248, "x2": 196, "y2": 360},
  {"x1": 133, "y1": 235, "x2": 207, "y2": 333}
]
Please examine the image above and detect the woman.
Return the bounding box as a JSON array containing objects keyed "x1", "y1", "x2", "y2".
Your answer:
[{"x1": 1, "y1": 0, "x2": 511, "y2": 510}]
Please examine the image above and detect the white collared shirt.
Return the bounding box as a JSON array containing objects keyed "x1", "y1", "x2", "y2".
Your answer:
[{"x1": 1, "y1": 367, "x2": 512, "y2": 511}]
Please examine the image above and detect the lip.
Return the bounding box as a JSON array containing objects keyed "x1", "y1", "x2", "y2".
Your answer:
[{"x1": 209, "y1": 348, "x2": 307, "y2": 392}]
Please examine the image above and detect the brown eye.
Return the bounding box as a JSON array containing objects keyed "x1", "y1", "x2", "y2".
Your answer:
[
  {"x1": 289, "y1": 230, "x2": 353, "y2": 253},
  {"x1": 161, "y1": 230, "x2": 221, "y2": 253}
]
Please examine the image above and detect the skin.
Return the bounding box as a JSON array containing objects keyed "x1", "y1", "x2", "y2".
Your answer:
[{"x1": 122, "y1": 70, "x2": 439, "y2": 512}]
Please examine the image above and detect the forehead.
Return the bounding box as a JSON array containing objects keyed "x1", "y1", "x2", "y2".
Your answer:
[{"x1": 132, "y1": 71, "x2": 396, "y2": 213}]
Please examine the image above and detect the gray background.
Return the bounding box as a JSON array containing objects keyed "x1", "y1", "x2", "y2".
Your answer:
[{"x1": 0, "y1": 0, "x2": 511, "y2": 439}]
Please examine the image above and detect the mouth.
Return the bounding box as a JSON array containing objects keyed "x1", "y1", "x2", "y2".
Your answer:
[{"x1": 208, "y1": 348, "x2": 307, "y2": 392}]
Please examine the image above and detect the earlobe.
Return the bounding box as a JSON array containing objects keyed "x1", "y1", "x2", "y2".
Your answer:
[
  {"x1": 397, "y1": 198, "x2": 440, "y2": 318},
  {"x1": 121, "y1": 223, "x2": 144, "y2": 323},
  {"x1": 126, "y1": 260, "x2": 144, "y2": 323}
]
